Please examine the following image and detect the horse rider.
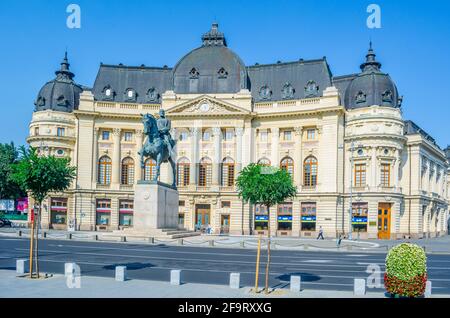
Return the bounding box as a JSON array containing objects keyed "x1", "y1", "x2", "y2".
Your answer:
[{"x1": 156, "y1": 109, "x2": 175, "y2": 158}]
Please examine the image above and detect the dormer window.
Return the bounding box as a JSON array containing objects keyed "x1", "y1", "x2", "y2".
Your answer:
[
  {"x1": 102, "y1": 85, "x2": 115, "y2": 101},
  {"x1": 281, "y1": 82, "x2": 295, "y2": 100},
  {"x1": 56, "y1": 95, "x2": 68, "y2": 106},
  {"x1": 125, "y1": 88, "x2": 137, "y2": 101},
  {"x1": 189, "y1": 68, "x2": 199, "y2": 79},
  {"x1": 305, "y1": 80, "x2": 319, "y2": 98},
  {"x1": 146, "y1": 87, "x2": 159, "y2": 102},
  {"x1": 355, "y1": 91, "x2": 366, "y2": 104},
  {"x1": 35, "y1": 96, "x2": 46, "y2": 107},
  {"x1": 218, "y1": 67, "x2": 228, "y2": 79},
  {"x1": 259, "y1": 85, "x2": 272, "y2": 100},
  {"x1": 382, "y1": 90, "x2": 393, "y2": 105}
]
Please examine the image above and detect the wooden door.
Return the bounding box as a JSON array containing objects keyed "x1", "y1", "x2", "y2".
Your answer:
[
  {"x1": 221, "y1": 215, "x2": 230, "y2": 234},
  {"x1": 195, "y1": 204, "x2": 210, "y2": 229},
  {"x1": 377, "y1": 203, "x2": 391, "y2": 239}
]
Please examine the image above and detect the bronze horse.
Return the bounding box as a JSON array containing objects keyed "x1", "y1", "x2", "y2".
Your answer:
[{"x1": 138, "y1": 114, "x2": 177, "y2": 188}]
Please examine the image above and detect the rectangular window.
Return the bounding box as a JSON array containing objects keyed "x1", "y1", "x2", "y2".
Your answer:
[
  {"x1": 307, "y1": 129, "x2": 316, "y2": 140},
  {"x1": 179, "y1": 131, "x2": 188, "y2": 142},
  {"x1": 223, "y1": 129, "x2": 234, "y2": 141},
  {"x1": 301, "y1": 202, "x2": 316, "y2": 231},
  {"x1": 50, "y1": 198, "x2": 67, "y2": 225},
  {"x1": 283, "y1": 130, "x2": 292, "y2": 141},
  {"x1": 259, "y1": 130, "x2": 268, "y2": 142},
  {"x1": 178, "y1": 213, "x2": 185, "y2": 226},
  {"x1": 124, "y1": 131, "x2": 133, "y2": 142},
  {"x1": 96, "y1": 199, "x2": 111, "y2": 226},
  {"x1": 277, "y1": 202, "x2": 293, "y2": 231},
  {"x1": 34, "y1": 127, "x2": 39, "y2": 136},
  {"x1": 119, "y1": 200, "x2": 133, "y2": 227},
  {"x1": 102, "y1": 130, "x2": 110, "y2": 141},
  {"x1": 352, "y1": 202, "x2": 368, "y2": 232},
  {"x1": 254, "y1": 205, "x2": 269, "y2": 231},
  {"x1": 57, "y1": 127, "x2": 65, "y2": 137},
  {"x1": 381, "y1": 163, "x2": 390, "y2": 187},
  {"x1": 354, "y1": 163, "x2": 366, "y2": 187},
  {"x1": 221, "y1": 201, "x2": 231, "y2": 208}
]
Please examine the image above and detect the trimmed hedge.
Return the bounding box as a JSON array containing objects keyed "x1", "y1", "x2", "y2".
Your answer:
[{"x1": 384, "y1": 243, "x2": 427, "y2": 297}]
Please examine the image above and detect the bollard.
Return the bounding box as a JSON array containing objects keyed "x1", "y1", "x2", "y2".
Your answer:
[
  {"x1": 120, "y1": 236, "x2": 126, "y2": 242},
  {"x1": 65, "y1": 262, "x2": 76, "y2": 276},
  {"x1": 148, "y1": 237, "x2": 154, "y2": 244},
  {"x1": 43, "y1": 232, "x2": 47, "y2": 238},
  {"x1": 303, "y1": 244, "x2": 309, "y2": 251},
  {"x1": 425, "y1": 281, "x2": 432, "y2": 298},
  {"x1": 67, "y1": 233, "x2": 72, "y2": 240},
  {"x1": 353, "y1": 278, "x2": 366, "y2": 296},
  {"x1": 240, "y1": 241, "x2": 245, "y2": 248},
  {"x1": 92, "y1": 235, "x2": 98, "y2": 241},
  {"x1": 18, "y1": 230, "x2": 22, "y2": 237},
  {"x1": 16, "y1": 259, "x2": 26, "y2": 275},
  {"x1": 115, "y1": 266, "x2": 127, "y2": 282},
  {"x1": 209, "y1": 240, "x2": 214, "y2": 247},
  {"x1": 178, "y1": 238, "x2": 184, "y2": 245},
  {"x1": 170, "y1": 270, "x2": 182, "y2": 285},
  {"x1": 290, "y1": 275, "x2": 301, "y2": 292},
  {"x1": 229, "y1": 273, "x2": 240, "y2": 289},
  {"x1": 346, "y1": 245, "x2": 353, "y2": 251}
]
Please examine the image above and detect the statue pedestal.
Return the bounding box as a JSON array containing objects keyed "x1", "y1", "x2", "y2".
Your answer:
[{"x1": 133, "y1": 181, "x2": 179, "y2": 230}]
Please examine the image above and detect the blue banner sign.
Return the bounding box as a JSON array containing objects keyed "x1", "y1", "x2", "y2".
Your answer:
[
  {"x1": 352, "y1": 216, "x2": 368, "y2": 224},
  {"x1": 277, "y1": 215, "x2": 292, "y2": 221},
  {"x1": 255, "y1": 215, "x2": 269, "y2": 221},
  {"x1": 301, "y1": 216, "x2": 316, "y2": 222}
]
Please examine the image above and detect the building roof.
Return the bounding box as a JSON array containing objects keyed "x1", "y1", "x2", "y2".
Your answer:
[{"x1": 404, "y1": 120, "x2": 440, "y2": 149}]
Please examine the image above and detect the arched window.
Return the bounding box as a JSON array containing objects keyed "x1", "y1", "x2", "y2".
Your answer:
[
  {"x1": 177, "y1": 157, "x2": 190, "y2": 187},
  {"x1": 144, "y1": 158, "x2": 156, "y2": 181},
  {"x1": 280, "y1": 157, "x2": 294, "y2": 177},
  {"x1": 198, "y1": 157, "x2": 212, "y2": 187},
  {"x1": 221, "y1": 157, "x2": 235, "y2": 187},
  {"x1": 121, "y1": 157, "x2": 135, "y2": 185},
  {"x1": 257, "y1": 158, "x2": 271, "y2": 166},
  {"x1": 98, "y1": 156, "x2": 112, "y2": 185},
  {"x1": 303, "y1": 156, "x2": 318, "y2": 187}
]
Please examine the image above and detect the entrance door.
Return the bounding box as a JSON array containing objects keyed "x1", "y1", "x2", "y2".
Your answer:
[
  {"x1": 221, "y1": 215, "x2": 230, "y2": 234},
  {"x1": 377, "y1": 203, "x2": 391, "y2": 239},
  {"x1": 195, "y1": 204, "x2": 211, "y2": 231}
]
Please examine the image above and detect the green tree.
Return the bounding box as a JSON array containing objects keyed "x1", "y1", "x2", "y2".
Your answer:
[
  {"x1": 10, "y1": 147, "x2": 76, "y2": 278},
  {"x1": 236, "y1": 163, "x2": 297, "y2": 293},
  {"x1": 0, "y1": 142, "x2": 26, "y2": 203}
]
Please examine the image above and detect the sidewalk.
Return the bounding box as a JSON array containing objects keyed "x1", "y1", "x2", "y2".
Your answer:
[{"x1": 0, "y1": 270, "x2": 385, "y2": 298}]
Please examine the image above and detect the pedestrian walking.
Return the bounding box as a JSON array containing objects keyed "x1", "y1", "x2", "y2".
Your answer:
[
  {"x1": 336, "y1": 233, "x2": 342, "y2": 247},
  {"x1": 317, "y1": 226, "x2": 324, "y2": 240}
]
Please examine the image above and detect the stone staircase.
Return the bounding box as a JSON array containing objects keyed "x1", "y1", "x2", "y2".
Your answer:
[{"x1": 112, "y1": 227, "x2": 200, "y2": 239}]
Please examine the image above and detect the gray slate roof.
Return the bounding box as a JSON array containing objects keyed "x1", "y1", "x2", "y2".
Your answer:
[{"x1": 404, "y1": 120, "x2": 440, "y2": 149}]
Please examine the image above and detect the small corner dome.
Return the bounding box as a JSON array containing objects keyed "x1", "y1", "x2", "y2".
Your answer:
[
  {"x1": 34, "y1": 52, "x2": 83, "y2": 112},
  {"x1": 344, "y1": 44, "x2": 401, "y2": 110},
  {"x1": 172, "y1": 23, "x2": 248, "y2": 94}
]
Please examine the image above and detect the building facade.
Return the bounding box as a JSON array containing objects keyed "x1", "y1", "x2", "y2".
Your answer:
[{"x1": 27, "y1": 24, "x2": 449, "y2": 239}]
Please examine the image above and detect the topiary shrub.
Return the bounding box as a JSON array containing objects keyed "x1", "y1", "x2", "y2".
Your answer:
[{"x1": 384, "y1": 243, "x2": 427, "y2": 297}]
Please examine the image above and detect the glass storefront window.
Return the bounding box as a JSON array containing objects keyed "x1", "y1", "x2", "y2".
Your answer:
[
  {"x1": 119, "y1": 214, "x2": 133, "y2": 226},
  {"x1": 119, "y1": 200, "x2": 133, "y2": 227},
  {"x1": 352, "y1": 202, "x2": 368, "y2": 232},
  {"x1": 277, "y1": 203, "x2": 292, "y2": 231},
  {"x1": 96, "y1": 213, "x2": 110, "y2": 226},
  {"x1": 254, "y1": 205, "x2": 268, "y2": 230},
  {"x1": 301, "y1": 202, "x2": 316, "y2": 231},
  {"x1": 96, "y1": 199, "x2": 111, "y2": 226},
  {"x1": 51, "y1": 198, "x2": 67, "y2": 225},
  {"x1": 51, "y1": 212, "x2": 66, "y2": 224}
]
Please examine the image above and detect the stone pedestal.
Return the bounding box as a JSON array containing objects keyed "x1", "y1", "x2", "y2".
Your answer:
[{"x1": 133, "y1": 181, "x2": 178, "y2": 231}]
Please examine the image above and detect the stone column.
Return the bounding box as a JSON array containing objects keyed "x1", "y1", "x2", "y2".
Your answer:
[
  {"x1": 92, "y1": 127, "x2": 99, "y2": 185},
  {"x1": 189, "y1": 127, "x2": 200, "y2": 186},
  {"x1": 212, "y1": 127, "x2": 222, "y2": 186},
  {"x1": 393, "y1": 157, "x2": 399, "y2": 189},
  {"x1": 271, "y1": 127, "x2": 279, "y2": 167},
  {"x1": 236, "y1": 127, "x2": 244, "y2": 172},
  {"x1": 112, "y1": 128, "x2": 121, "y2": 185},
  {"x1": 293, "y1": 127, "x2": 303, "y2": 187},
  {"x1": 371, "y1": 147, "x2": 377, "y2": 189},
  {"x1": 135, "y1": 129, "x2": 143, "y2": 183}
]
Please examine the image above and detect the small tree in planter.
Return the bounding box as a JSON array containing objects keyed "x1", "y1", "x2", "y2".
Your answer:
[{"x1": 384, "y1": 243, "x2": 428, "y2": 297}]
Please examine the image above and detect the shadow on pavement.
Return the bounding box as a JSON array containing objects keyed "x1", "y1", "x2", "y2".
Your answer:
[
  {"x1": 103, "y1": 262, "x2": 155, "y2": 271},
  {"x1": 276, "y1": 272, "x2": 321, "y2": 282}
]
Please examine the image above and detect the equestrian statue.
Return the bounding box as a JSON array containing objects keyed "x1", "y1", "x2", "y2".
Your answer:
[{"x1": 138, "y1": 109, "x2": 177, "y2": 188}]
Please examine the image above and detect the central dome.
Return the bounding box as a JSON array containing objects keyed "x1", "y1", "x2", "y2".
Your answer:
[{"x1": 173, "y1": 23, "x2": 248, "y2": 94}]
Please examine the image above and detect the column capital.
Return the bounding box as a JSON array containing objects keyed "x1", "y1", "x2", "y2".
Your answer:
[
  {"x1": 135, "y1": 129, "x2": 144, "y2": 137},
  {"x1": 112, "y1": 128, "x2": 121, "y2": 137},
  {"x1": 212, "y1": 127, "x2": 222, "y2": 137},
  {"x1": 235, "y1": 127, "x2": 244, "y2": 137},
  {"x1": 294, "y1": 126, "x2": 303, "y2": 136}
]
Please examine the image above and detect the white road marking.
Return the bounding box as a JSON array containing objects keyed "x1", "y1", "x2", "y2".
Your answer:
[{"x1": 302, "y1": 260, "x2": 333, "y2": 263}]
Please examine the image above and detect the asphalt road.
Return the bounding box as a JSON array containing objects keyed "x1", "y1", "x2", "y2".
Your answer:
[{"x1": 1, "y1": 236, "x2": 450, "y2": 294}]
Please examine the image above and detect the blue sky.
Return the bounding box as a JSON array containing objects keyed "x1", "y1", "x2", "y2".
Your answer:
[{"x1": 0, "y1": 0, "x2": 449, "y2": 147}]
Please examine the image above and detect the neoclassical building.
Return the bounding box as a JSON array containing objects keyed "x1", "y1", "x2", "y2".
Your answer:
[{"x1": 27, "y1": 23, "x2": 449, "y2": 239}]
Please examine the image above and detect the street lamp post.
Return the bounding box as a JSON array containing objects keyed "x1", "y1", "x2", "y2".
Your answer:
[{"x1": 348, "y1": 141, "x2": 355, "y2": 240}]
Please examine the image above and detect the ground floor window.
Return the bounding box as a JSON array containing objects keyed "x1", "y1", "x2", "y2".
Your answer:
[
  {"x1": 96, "y1": 199, "x2": 111, "y2": 226},
  {"x1": 119, "y1": 200, "x2": 133, "y2": 226},
  {"x1": 277, "y1": 203, "x2": 292, "y2": 231},
  {"x1": 301, "y1": 202, "x2": 316, "y2": 231},
  {"x1": 352, "y1": 202, "x2": 368, "y2": 232},
  {"x1": 50, "y1": 198, "x2": 67, "y2": 225},
  {"x1": 178, "y1": 213, "x2": 185, "y2": 227},
  {"x1": 254, "y1": 205, "x2": 268, "y2": 230},
  {"x1": 221, "y1": 214, "x2": 230, "y2": 234}
]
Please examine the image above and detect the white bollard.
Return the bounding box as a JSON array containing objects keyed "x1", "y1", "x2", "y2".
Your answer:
[
  {"x1": 115, "y1": 266, "x2": 127, "y2": 282},
  {"x1": 170, "y1": 270, "x2": 182, "y2": 285},
  {"x1": 230, "y1": 273, "x2": 240, "y2": 289},
  {"x1": 65, "y1": 262, "x2": 76, "y2": 276},
  {"x1": 290, "y1": 275, "x2": 301, "y2": 292},
  {"x1": 425, "y1": 281, "x2": 432, "y2": 298},
  {"x1": 16, "y1": 259, "x2": 26, "y2": 275},
  {"x1": 354, "y1": 278, "x2": 366, "y2": 296}
]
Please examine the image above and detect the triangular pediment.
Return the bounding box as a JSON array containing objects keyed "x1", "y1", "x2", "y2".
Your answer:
[{"x1": 165, "y1": 95, "x2": 251, "y2": 116}]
